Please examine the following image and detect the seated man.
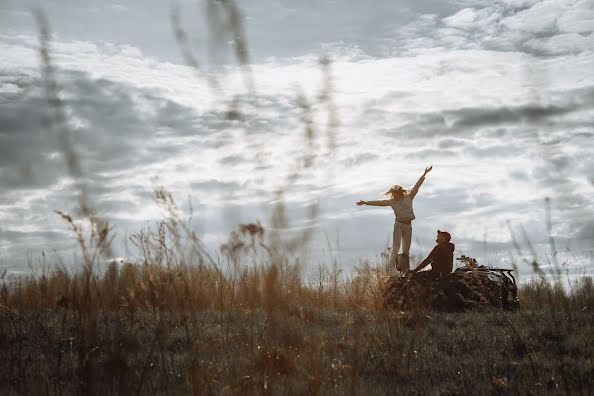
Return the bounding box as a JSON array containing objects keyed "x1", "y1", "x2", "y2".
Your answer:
[{"x1": 412, "y1": 230, "x2": 455, "y2": 277}]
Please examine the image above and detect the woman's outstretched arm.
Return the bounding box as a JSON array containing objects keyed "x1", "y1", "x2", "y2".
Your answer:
[
  {"x1": 409, "y1": 165, "x2": 432, "y2": 199},
  {"x1": 356, "y1": 200, "x2": 391, "y2": 206}
]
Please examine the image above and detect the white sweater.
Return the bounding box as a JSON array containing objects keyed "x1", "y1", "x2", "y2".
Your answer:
[{"x1": 365, "y1": 175, "x2": 425, "y2": 221}]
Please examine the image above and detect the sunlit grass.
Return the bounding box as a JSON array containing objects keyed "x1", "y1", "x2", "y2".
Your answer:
[
  {"x1": 1, "y1": 5, "x2": 591, "y2": 394},
  {"x1": 0, "y1": 191, "x2": 592, "y2": 394}
]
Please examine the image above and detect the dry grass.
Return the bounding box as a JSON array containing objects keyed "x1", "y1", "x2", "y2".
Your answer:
[
  {"x1": 518, "y1": 275, "x2": 594, "y2": 311},
  {"x1": 1, "y1": 6, "x2": 591, "y2": 395},
  {"x1": 1, "y1": 275, "x2": 592, "y2": 394},
  {"x1": 0, "y1": 196, "x2": 592, "y2": 394}
]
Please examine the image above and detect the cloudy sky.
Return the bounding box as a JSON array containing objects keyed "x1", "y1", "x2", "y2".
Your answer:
[{"x1": 1, "y1": 0, "x2": 593, "y2": 280}]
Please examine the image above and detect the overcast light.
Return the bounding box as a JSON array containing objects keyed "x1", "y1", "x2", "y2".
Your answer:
[{"x1": 1, "y1": 0, "x2": 593, "y2": 281}]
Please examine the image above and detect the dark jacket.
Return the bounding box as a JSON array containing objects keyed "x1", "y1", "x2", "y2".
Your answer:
[{"x1": 418, "y1": 242, "x2": 455, "y2": 273}]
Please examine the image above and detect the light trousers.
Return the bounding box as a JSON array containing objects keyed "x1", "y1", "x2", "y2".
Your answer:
[{"x1": 388, "y1": 221, "x2": 412, "y2": 274}]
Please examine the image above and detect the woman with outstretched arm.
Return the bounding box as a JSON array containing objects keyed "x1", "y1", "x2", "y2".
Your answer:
[{"x1": 356, "y1": 166, "x2": 432, "y2": 274}]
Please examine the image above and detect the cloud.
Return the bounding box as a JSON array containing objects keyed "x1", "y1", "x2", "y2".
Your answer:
[
  {"x1": 449, "y1": 104, "x2": 571, "y2": 128},
  {"x1": 0, "y1": 1, "x2": 592, "y2": 276},
  {"x1": 0, "y1": 35, "x2": 338, "y2": 269},
  {"x1": 340, "y1": 152, "x2": 379, "y2": 167},
  {"x1": 437, "y1": 137, "x2": 469, "y2": 149},
  {"x1": 576, "y1": 221, "x2": 594, "y2": 242},
  {"x1": 396, "y1": 0, "x2": 594, "y2": 56}
]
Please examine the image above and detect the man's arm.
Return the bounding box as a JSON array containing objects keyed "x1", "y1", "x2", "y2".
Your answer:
[{"x1": 413, "y1": 246, "x2": 437, "y2": 272}]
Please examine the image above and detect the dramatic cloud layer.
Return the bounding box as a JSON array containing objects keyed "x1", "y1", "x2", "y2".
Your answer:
[{"x1": 1, "y1": 0, "x2": 593, "y2": 280}]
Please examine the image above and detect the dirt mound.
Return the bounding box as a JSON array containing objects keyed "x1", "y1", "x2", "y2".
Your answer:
[{"x1": 384, "y1": 256, "x2": 519, "y2": 311}]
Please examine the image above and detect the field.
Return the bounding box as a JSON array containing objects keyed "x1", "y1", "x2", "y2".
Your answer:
[
  {"x1": 1, "y1": 246, "x2": 593, "y2": 395},
  {"x1": 3, "y1": 6, "x2": 593, "y2": 395},
  {"x1": 1, "y1": 188, "x2": 592, "y2": 395}
]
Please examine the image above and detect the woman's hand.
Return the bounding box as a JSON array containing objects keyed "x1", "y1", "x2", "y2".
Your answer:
[
  {"x1": 356, "y1": 200, "x2": 366, "y2": 206},
  {"x1": 424, "y1": 165, "x2": 433, "y2": 175}
]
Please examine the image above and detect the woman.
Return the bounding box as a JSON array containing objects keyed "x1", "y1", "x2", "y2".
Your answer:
[{"x1": 357, "y1": 166, "x2": 432, "y2": 274}]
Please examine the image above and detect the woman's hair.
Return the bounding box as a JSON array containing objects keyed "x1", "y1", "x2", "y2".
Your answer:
[{"x1": 383, "y1": 184, "x2": 410, "y2": 200}]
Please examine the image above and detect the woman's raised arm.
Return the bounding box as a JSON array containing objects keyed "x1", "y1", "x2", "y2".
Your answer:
[{"x1": 409, "y1": 165, "x2": 432, "y2": 199}]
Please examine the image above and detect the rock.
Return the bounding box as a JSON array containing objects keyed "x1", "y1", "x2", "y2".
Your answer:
[{"x1": 384, "y1": 258, "x2": 519, "y2": 311}]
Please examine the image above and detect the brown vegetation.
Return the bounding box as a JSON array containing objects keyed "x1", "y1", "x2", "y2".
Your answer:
[
  {"x1": 1, "y1": 6, "x2": 591, "y2": 395},
  {"x1": 0, "y1": 197, "x2": 592, "y2": 394}
]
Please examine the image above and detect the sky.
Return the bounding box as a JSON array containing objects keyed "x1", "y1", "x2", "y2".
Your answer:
[{"x1": 1, "y1": 0, "x2": 593, "y2": 282}]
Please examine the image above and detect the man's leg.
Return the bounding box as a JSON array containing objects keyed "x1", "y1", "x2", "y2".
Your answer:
[{"x1": 388, "y1": 222, "x2": 402, "y2": 275}]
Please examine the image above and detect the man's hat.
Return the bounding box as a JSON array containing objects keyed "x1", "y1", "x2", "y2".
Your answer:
[{"x1": 437, "y1": 230, "x2": 451, "y2": 241}]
